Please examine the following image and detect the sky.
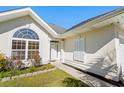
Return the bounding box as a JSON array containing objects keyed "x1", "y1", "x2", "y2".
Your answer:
[{"x1": 0, "y1": 6, "x2": 121, "y2": 29}]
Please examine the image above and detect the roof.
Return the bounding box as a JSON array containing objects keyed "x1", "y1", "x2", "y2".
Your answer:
[
  {"x1": 48, "y1": 23, "x2": 66, "y2": 34},
  {"x1": 0, "y1": 7, "x2": 28, "y2": 14},
  {"x1": 48, "y1": 7, "x2": 124, "y2": 34},
  {"x1": 66, "y1": 7, "x2": 124, "y2": 31},
  {"x1": 0, "y1": 7, "x2": 58, "y2": 37},
  {"x1": 0, "y1": 7, "x2": 124, "y2": 38}
]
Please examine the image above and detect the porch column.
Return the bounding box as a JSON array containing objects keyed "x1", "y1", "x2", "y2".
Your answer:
[
  {"x1": 114, "y1": 25, "x2": 122, "y2": 81},
  {"x1": 60, "y1": 40, "x2": 65, "y2": 63}
]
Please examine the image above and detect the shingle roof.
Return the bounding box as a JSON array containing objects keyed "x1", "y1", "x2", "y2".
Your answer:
[
  {"x1": 0, "y1": 7, "x2": 124, "y2": 35},
  {"x1": 66, "y1": 7, "x2": 124, "y2": 31},
  {"x1": 48, "y1": 23, "x2": 66, "y2": 34},
  {"x1": 41, "y1": 7, "x2": 124, "y2": 34},
  {"x1": 0, "y1": 7, "x2": 29, "y2": 14}
]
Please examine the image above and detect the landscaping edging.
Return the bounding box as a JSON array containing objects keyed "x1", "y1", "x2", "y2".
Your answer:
[{"x1": 0, "y1": 67, "x2": 56, "y2": 82}]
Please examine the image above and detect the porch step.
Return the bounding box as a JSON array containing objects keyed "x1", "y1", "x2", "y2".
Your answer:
[
  {"x1": 63, "y1": 60, "x2": 119, "y2": 82},
  {"x1": 53, "y1": 62, "x2": 120, "y2": 87}
]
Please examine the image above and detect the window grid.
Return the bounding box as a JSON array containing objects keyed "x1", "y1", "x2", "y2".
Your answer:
[
  {"x1": 13, "y1": 29, "x2": 39, "y2": 40},
  {"x1": 28, "y1": 41, "x2": 39, "y2": 59},
  {"x1": 12, "y1": 40, "x2": 26, "y2": 60},
  {"x1": 12, "y1": 29, "x2": 39, "y2": 60}
]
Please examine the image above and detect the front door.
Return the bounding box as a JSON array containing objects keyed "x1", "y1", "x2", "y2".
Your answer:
[{"x1": 50, "y1": 42, "x2": 58, "y2": 61}]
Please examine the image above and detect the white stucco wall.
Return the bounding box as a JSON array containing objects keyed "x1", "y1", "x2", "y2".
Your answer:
[
  {"x1": 0, "y1": 16, "x2": 53, "y2": 64},
  {"x1": 64, "y1": 24, "x2": 118, "y2": 80},
  {"x1": 64, "y1": 36, "x2": 75, "y2": 61},
  {"x1": 64, "y1": 25, "x2": 116, "y2": 62},
  {"x1": 84, "y1": 25, "x2": 118, "y2": 77},
  {"x1": 85, "y1": 25, "x2": 115, "y2": 63}
]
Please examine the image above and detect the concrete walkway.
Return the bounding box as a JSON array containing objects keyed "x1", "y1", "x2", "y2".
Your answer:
[{"x1": 52, "y1": 62, "x2": 117, "y2": 87}]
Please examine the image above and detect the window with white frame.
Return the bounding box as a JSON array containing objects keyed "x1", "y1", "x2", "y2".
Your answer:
[
  {"x1": 74, "y1": 36, "x2": 84, "y2": 61},
  {"x1": 12, "y1": 40, "x2": 26, "y2": 60},
  {"x1": 12, "y1": 28, "x2": 39, "y2": 60},
  {"x1": 28, "y1": 41, "x2": 39, "y2": 59}
]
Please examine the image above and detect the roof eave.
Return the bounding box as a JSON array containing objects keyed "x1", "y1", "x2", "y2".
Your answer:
[
  {"x1": 0, "y1": 7, "x2": 58, "y2": 38},
  {"x1": 60, "y1": 8, "x2": 124, "y2": 38}
]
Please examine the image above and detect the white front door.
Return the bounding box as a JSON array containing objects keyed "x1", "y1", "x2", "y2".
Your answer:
[{"x1": 50, "y1": 42, "x2": 58, "y2": 60}]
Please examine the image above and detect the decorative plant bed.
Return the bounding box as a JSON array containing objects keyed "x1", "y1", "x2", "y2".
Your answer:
[{"x1": 0, "y1": 64, "x2": 55, "y2": 82}]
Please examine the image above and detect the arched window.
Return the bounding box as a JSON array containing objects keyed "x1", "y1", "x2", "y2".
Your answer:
[
  {"x1": 12, "y1": 28, "x2": 39, "y2": 60},
  {"x1": 13, "y1": 28, "x2": 39, "y2": 40}
]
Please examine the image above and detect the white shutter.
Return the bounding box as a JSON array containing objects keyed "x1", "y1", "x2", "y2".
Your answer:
[{"x1": 74, "y1": 37, "x2": 84, "y2": 61}]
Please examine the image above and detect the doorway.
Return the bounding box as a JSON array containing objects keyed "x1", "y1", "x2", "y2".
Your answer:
[{"x1": 50, "y1": 41, "x2": 58, "y2": 61}]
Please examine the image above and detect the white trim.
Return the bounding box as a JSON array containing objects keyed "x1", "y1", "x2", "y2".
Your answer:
[
  {"x1": 60, "y1": 8, "x2": 124, "y2": 38},
  {"x1": 50, "y1": 42, "x2": 59, "y2": 60},
  {"x1": 9, "y1": 37, "x2": 13, "y2": 57},
  {"x1": 1, "y1": 7, "x2": 124, "y2": 38},
  {"x1": 114, "y1": 24, "x2": 121, "y2": 80},
  {"x1": 29, "y1": 8, "x2": 58, "y2": 36},
  {"x1": 11, "y1": 38, "x2": 40, "y2": 61},
  {"x1": 12, "y1": 38, "x2": 39, "y2": 41},
  {"x1": 0, "y1": 7, "x2": 58, "y2": 38},
  {"x1": 25, "y1": 40, "x2": 28, "y2": 60}
]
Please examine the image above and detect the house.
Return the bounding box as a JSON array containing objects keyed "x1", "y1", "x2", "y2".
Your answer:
[{"x1": 0, "y1": 7, "x2": 124, "y2": 82}]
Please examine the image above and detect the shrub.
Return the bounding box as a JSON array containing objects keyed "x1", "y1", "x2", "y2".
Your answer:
[
  {"x1": 62, "y1": 77, "x2": 89, "y2": 87},
  {"x1": 46, "y1": 63, "x2": 55, "y2": 69},
  {"x1": 27, "y1": 64, "x2": 55, "y2": 72},
  {"x1": 37, "y1": 64, "x2": 55, "y2": 70},
  {"x1": 0, "y1": 70, "x2": 22, "y2": 78},
  {"x1": 0, "y1": 63, "x2": 55, "y2": 78},
  {"x1": 0, "y1": 52, "x2": 6, "y2": 61},
  {"x1": 0, "y1": 52, "x2": 25, "y2": 71},
  {"x1": 28, "y1": 67, "x2": 36, "y2": 73},
  {"x1": 33, "y1": 51, "x2": 42, "y2": 67},
  {"x1": 8, "y1": 70, "x2": 22, "y2": 76},
  {"x1": 12, "y1": 60, "x2": 25, "y2": 70},
  {"x1": 0, "y1": 71, "x2": 11, "y2": 78},
  {"x1": 0, "y1": 52, "x2": 8, "y2": 71}
]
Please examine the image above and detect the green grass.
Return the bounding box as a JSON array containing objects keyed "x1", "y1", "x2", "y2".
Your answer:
[
  {"x1": 0, "y1": 64, "x2": 55, "y2": 78},
  {"x1": 0, "y1": 69, "x2": 89, "y2": 87}
]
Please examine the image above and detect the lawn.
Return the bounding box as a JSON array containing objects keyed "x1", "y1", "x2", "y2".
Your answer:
[{"x1": 0, "y1": 68, "x2": 89, "y2": 87}]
